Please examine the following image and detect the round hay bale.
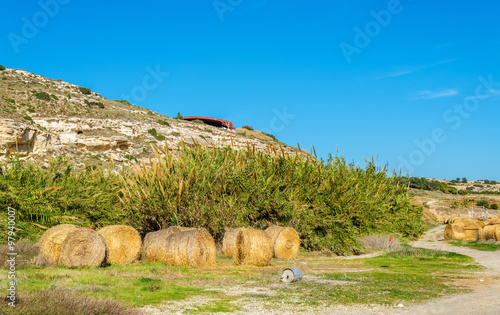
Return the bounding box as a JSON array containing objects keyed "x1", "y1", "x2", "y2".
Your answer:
[
  {"x1": 97, "y1": 225, "x2": 142, "y2": 264},
  {"x1": 198, "y1": 228, "x2": 216, "y2": 265},
  {"x1": 488, "y1": 215, "x2": 500, "y2": 225},
  {"x1": 265, "y1": 226, "x2": 300, "y2": 259},
  {"x1": 454, "y1": 218, "x2": 481, "y2": 230},
  {"x1": 222, "y1": 228, "x2": 242, "y2": 257},
  {"x1": 142, "y1": 226, "x2": 182, "y2": 262},
  {"x1": 444, "y1": 224, "x2": 465, "y2": 240},
  {"x1": 464, "y1": 229, "x2": 482, "y2": 241},
  {"x1": 164, "y1": 228, "x2": 216, "y2": 268},
  {"x1": 59, "y1": 229, "x2": 106, "y2": 267},
  {"x1": 38, "y1": 224, "x2": 78, "y2": 265},
  {"x1": 496, "y1": 226, "x2": 500, "y2": 241},
  {"x1": 482, "y1": 225, "x2": 497, "y2": 241},
  {"x1": 235, "y1": 227, "x2": 273, "y2": 266}
]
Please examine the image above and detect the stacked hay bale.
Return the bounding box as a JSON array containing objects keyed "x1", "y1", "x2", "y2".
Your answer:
[
  {"x1": 444, "y1": 224, "x2": 465, "y2": 240},
  {"x1": 454, "y1": 218, "x2": 483, "y2": 241},
  {"x1": 164, "y1": 228, "x2": 216, "y2": 268},
  {"x1": 482, "y1": 225, "x2": 498, "y2": 241},
  {"x1": 142, "y1": 226, "x2": 182, "y2": 262},
  {"x1": 222, "y1": 228, "x2": 241, "y2": 257},
  {"x1": 38, "y1": 224, "x2": 78, "y2": 265},
  {"x1": 97, "y1": 225, "x2": 142, "y2": 264},
  {"x1": 234, "y1": 227, "x2": 273, "y2": 266},
  {"x1": 265, "y1": 226, "x2": 301, "y2": 259},
  {"x1": 59, "y1": 229, "x2": 107, "y2": 267}
]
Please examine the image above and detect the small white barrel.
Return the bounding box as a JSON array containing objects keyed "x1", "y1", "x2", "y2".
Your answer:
[{"x1": 280, "y1": 268, "x2": 303, "y2": 283}]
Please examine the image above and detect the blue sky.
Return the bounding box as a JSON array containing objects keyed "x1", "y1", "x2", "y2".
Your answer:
[{"x1": 2, "y1": 0, "x2": 499, "y2": 180}]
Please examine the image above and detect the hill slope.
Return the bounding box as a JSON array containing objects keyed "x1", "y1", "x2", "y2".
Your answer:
[{"x1": 0, "y1": 66, "x2": 299, "y2": 167}]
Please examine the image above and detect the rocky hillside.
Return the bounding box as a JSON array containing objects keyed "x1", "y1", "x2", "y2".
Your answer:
[{"x1": 0, "y1": 66, "x2": 301, "y2": 168}]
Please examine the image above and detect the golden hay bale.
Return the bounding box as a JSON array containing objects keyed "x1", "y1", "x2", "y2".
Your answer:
[
  {"x1": 265, "y1": 226, "x2": 301, "y2": 259},
  {"x1": 454, "y1": 218, "x2": 481, "y2": 230},
  {"x1": 142, "y1": 226, "x2": 182, "y2": 262},
  {"x1": 444, "y1": 224, "x2": 465, "y2": 240},
  {"x1": 445, "y1": 217, "x2": 458, "y2": 224},
  {"x1": 164, "y1": 228, "x2": 216, "y2": 268},
  {"x1": 235, "y1": 227, "x2": 273, "y2": 266},
  {"x1": 477, "y1": 221, "x2": 486, "y2": 228},
  {"x1": 97, "y1": 225, "x2": 142, "y2": 264},
  {"x1": 436, "y1": 215, "x2": 444, "y2": 223},
  {"x1": 222, "y1": 228, "x2": 242, "y2": 257},
  {"x1": 482, "y1": 225, "x2": 498, "y2": 241},
  {"x1": 496, "y1": 226, "x2": 500, "y2": 241},
  {"x1": 464, "y1": 229, "x2": 483, "y2": 241},
  {"x1": 38, "y1": 224, "x2": 78, "y2": 265},
  {"x1": 59, "y1": 229, "x2": 106, "y2": 267},
  {"x1": 488, "y1": 215, "x2": 500, "y2": 225}
]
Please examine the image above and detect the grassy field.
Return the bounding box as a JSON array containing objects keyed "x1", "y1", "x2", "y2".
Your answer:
[
  {"x1": 449, "y1": 240, "x2": 500, "y2": 251},
  {"x1": 0, "y1": 244, "x2": 485, "y2": 314}
]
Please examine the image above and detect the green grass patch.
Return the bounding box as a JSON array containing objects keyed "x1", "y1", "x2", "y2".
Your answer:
[{"x1": 449, "y1": 240, "x2": 500, "y2": 251}]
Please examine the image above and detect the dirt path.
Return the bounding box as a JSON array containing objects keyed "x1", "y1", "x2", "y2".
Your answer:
[{"x1": 385, "y1": 225, "x2": 500, "y2": 315}]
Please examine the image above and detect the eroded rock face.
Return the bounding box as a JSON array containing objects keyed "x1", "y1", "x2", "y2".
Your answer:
[{"x1": 0, "y1": 116, "x2": 296, "y2": 167}]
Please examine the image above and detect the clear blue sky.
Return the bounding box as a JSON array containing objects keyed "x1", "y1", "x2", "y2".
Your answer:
[{"x1": 2, "y1": 0, "x2": 499, "y2": 180}]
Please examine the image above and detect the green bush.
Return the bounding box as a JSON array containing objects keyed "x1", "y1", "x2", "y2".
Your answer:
[
  {"x1": 23, "y1": 115, "x2": 33, "y2": 121},
  {"x1": 78, "y1": 87, "x2": 92, "y2": 95},
  {"x1": 490, "y1": 203, "x2": 498, "y2": 210},
  {"x1": 28, "y1": 106, "x2": 35, "y2": 113},
  {"x1": 175, "y1": 112, "x2": 183, "y2": 119},
  {"x1": 242, "y1": 125, "x2": 254, "y2": 131},
  {"x1": 148, "y1": 128, "x2": 165, "y2": 141},
  {"x1": 97, "y1": 102, "x2": 105, "y2": 109},
  {"x1": 50, "y1": 94, "x2": 59, "y2": 100},
  {"x1": 262, "y1": 132, "x2": 277, "y2": 141},
  {"x1": 476, "y1": 199, "x2": 489, "y2": 207},
  {"x1": 121, "y1": 145, "x2": 426, "y2": 255},
  {"x1": 157, "y1": 119, "x2": 170, "y2": 126},
  {"x1": 33, "y1": 91, "x2": 51, "y2": 101},
  {"x1": 115, "y1": 99, "x2": 132, "y2": 105},
  {"x1": 171, "y1": 132, "x2": 181, "y2": 137},
  {"x1": 0, "y1": 65, "x2": 5, "y2": 71},
  {"x1": 192, "y1": 119, "x2": 204, "y2": 124}
]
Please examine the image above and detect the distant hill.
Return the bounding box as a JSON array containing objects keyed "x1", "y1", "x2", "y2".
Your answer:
[{"x1": 0, "y1": 66, "x2": 300, "y2": 167}]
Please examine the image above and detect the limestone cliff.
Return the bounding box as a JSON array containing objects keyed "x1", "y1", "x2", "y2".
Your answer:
[{"x1": 0, "y1": 67, "x2": 300, "y2": 167}]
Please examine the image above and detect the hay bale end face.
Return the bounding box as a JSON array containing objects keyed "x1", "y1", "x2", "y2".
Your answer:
[
  {"x1": 59, "y1": 229, "x2": 106, "y2": 267},
  {"x1": 222, "y1": 228, "x2": 241, "y2": 257},
  {"x1": 444, "y1": 224, "x2": 465, "y2": 240},
  {"x1": 265, "y1": 226, "x2": 301, "y2": 259},
  {"x1": 164, "y1": 228, "x2": 216, "y2": 268},
  {"x1": 98, "y1": 225, "x2": 142, "y2": 264},
  {"x1": 482, "y1": 225, "x2": 497, "y2": 241},
  {"x1": 38, "y1": 224, "x2": 78, "y2": 265},
  {"x1": 235, "y1": 227, "x2": 273, "y2": 266},
  {"x1": 142, "y1": 226, "x2": 182, "y2": 262}
]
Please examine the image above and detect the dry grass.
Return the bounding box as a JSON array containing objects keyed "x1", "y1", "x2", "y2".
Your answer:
[
  {"x1": 359, "y1": 234, "x2": 401, "y2": 251},
  {"x1": 0, "y1": 288, "x2": 140, "y2": 315}
]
